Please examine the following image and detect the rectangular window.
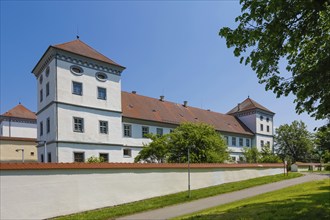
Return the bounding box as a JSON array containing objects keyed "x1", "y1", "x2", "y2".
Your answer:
[
  {"x1": 261, "y1": 140, "x2": 264, "y2": 147},
  {"x1": 46, "y1": 82, "x2": 50, "y2": 97},
  {"x1": 231, "y1": 157, "x2": 236, "y2": 161},
  {"x1": 267, "y1": 141, "x2": 270, "y2": 147},
  {"x1": 170, "y1": 129, "x2": 174, "y2": 133},
  {"x1": 99, "y1": 153, "x2": 109, "y2": 162},
  {"x1": 156, "y1": 128, "x2": 163, "y2": 136},
  {"x1": 260, "y1": 124, "x2": 264, "y2": 131},
  {"x1": 74, "y1": 152, "x2": 85, "y2": 162},
  {"x1": 97, "y1": 87, "x2": 107, "y2": 100},
  {"x1": 40, "y1": 89, "x2": 43, "y2": 102},
  {"x1": 99, "y1": 121, "x2": 108, "y2": 134},
  {"x1": 72, "y1": 81, "x2": 82, "y2": 95},
  {"x1": 239, "y1": 138, "x2": 243, "y2": 147},
  {"x1": 123, "y1": 149, "x2": 132, "y2": 157},
  {"x1": 40, "y1": 122, "x2": 43, "y2": 136},
  {"x1": 225, "y1": 136, "x2": 229, "y2": 145},
  {"x1": 48, "y1": 153, "x2": 51, "y2": 163},
  {"x1": 124, "y1": 124, "x2": 132, "y2": 137},
  {"x1": 246, "y1": 139, "x2": 250, "y2": 147},
  {"x1": 267, "y1": 125, "x2": 270, "y2": 132},
  {"x1": 232, "y1": 137, "x2": 236, "y2": 146},
  {"x1": 142, "y1": 126, "x2": 149, "y2": 138},
  {"x1": 73, "y1": 117, "x2": 84, "y2": 132},
  {"x1": 41, "y1": 154, "x2": 44, "y2": 162},
  {"x1": 47, "y1": 117, "x2": 50, "y2": 133}
]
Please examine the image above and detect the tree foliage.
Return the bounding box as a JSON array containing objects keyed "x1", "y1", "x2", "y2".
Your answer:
[
  {"x1": 275, "y1": 120, "x2": 314, "y2": 163},
  {"x1": 242, "y1": 145, "x2": 281, "y2": 163},
  {"x1": 134, "y1": 122, "x2": 229, "y2": 163},
  {"x1": 87, "y1": 156, "x2": 105, "y2": 163},
  {"x1": 219, "y1": 0, "x2": 330, "y2": 121},
  {"x1": 242, "y1": 147, "x2": 260, "y2": 163}
]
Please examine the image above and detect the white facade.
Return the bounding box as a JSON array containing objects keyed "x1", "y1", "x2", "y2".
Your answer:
[
  {"x1": 0, "y1": 120, "x2": 36, "y2": 138},
  {"x1": 33, "y1": 40, "x2": 275, "y2": 163}
]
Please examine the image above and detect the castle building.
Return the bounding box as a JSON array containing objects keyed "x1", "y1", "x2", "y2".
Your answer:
[
  {"x1": 32, "y1": 39, "x2": 274, "y2": 163},
  {"x1": 0, "y1": 104, "x2": 37, "y2": 162}
]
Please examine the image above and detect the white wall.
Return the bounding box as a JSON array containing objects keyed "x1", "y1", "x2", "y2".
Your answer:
[
  {"x1": 0, "y1": 166, "x2": 282, "y2": 220},
  {"x1": 0, "y1": 120, "x2": 37, "y2": 138}
]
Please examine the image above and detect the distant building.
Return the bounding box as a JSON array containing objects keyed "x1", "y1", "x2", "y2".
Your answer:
[
  {"x1": 31, "y1": 39, "x2": 274, "y2": 163},
  {"x1": 0, "y1": 104, "x2": 37, "y2": 162}
]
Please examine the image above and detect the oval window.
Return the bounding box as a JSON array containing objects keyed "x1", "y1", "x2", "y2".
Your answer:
[
  {"x1": 45, "y1": 66, "x2": 50, "y2": 77},
  {"x1": 95, "y1": 72, "x2": 107, "y2": 82},
  {"x1": 70, "y1": 65, "x2": 84, "y2": 75}
]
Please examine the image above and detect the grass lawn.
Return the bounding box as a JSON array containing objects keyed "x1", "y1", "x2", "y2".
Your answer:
[
  {"x1": 53, "y1": 173, "x2": 302, "y2": 220},
  {"x1": 176, "y1": 178, "x2": 330, "y2": 220}
]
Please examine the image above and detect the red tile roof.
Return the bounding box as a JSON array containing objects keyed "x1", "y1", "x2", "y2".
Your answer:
[
  {"x1": 227, "y1": 97, "x2": 274, "y2": 115},
  {"x1": 0, "y1": 162, "x2": 284, "y2": 170},
  {"x1": 1, "y1": 104, "x2": 36, "y2": 120},
  {"x1": 122, "y1": 92, "x2": 254, "y2": 136},
  {"x1": 0, "y1": 136, "x2": 36, "y2": 142},
  {"x1": 53, "y1": 39, "x2": 125, "y2": 68}
]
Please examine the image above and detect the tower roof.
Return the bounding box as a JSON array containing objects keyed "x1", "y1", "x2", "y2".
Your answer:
[
  {"x1": 227, "y1": 97, "x2": 274, "y2": 115},
  {"x1": 53, "y1": 39, "x2": 125, "y2": 68},
  {"x1": 1, "y1": 104, "x2": 36, "y2": 120}
]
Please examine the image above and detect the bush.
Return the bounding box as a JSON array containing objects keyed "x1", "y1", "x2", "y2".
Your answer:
[
  {"x1": 87, "y1": 156, "x2": 105, "y2": 163},
  {"x1": 324, "y1": 164, "x2": 330, "y2": 171}
]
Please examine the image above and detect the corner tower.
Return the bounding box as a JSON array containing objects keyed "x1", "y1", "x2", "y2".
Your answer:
[
  {"x1": 32, "y1": 39, "x2": 125, "y2": 162},
  {"x1": 227, "y1": 97, "x2": 275, "y2": 151}
]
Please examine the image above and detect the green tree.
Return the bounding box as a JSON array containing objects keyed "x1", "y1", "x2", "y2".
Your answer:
[
  {"x1": 87, "y1": 156, "x2": 105, "y2": 163},
  {"x1": 242, "y1": 147, "x2": 260, "y2": 163},
  {"x1": 275, "y1": 120, "x2": 313, "y2": 163},
  {"x1": 260, "y1": 144, "x2": 282, "y2": 163},
  {"x1": 219, "y1": 0, "x2": 330, "y2": 121},
  {"x1": 134, "y1": 122, "x2": 229, "y2": 163},
  {"x1": 314, "y1": 125, "x2": 330, "y2": 163}
]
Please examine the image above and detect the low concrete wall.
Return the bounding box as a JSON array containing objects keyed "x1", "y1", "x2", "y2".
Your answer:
[{"x1": 0, "y1": 163, "x2": 283, "y2": 220}]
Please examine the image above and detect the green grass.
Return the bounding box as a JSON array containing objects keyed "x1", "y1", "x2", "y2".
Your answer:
[
  {"x1": 53, "y1": 173, "x2": 302, "y2": 220},
  {"x1": 176, "y1": 178, "x2": 330, "y2": 220}
]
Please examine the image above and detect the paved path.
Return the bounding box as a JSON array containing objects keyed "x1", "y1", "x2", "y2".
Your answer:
[{"x1": 117, "y1": 174, "x2": 329, "y2": 220}]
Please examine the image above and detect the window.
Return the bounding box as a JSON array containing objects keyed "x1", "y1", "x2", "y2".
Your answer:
[
  {"x1": 124, "y1": 124, "x2": 132, "y2": 137},
  {"x1": 40, "y1": 122, "x2": 43, "y2": 136},
  {"x1": 74, "y1": 152, "x2": 85, "y2": 162},
  {"x1": 267, "y1": 125, "x2": 270, "y2": 132},
  {"x1": 170, "y1": 129, "x2": 174, "y2": 133},
  {"x1": 260, "y1": 124, "x2": 264, "y2": 131},
  {"x1": 99, "y1": 121, "x2": 108, "y2": 134},
  {"x1": 70, "y1": 65, "x2": 83, "y2": 75},
  {"x1": 41, "y1": 154, "x2": 44, "y2": 162},
  {"x1": 266, "y1": 117, "x2": 269, "y2": 122},
  {"x1": 261, "y1": 140, "x2": 264, "y2": 147},
  {"x1": 142, "y1": 126, "x2": 149, "y2": 138},
  {"x1": 48, "y1": 153, "x2": 51, "y2": 163},
  {"x1": 225, "y1": 136, "x2": 229, "y2": 145},
  {"x1": 232, "y1": 137, "x2": 236, "y2": 146},
  {"x1": 239, "y1": 138, "x2": 243, "y2": 147},
  {"x1": 73, "y1": 117, "x2": 84, "y2": 132},
  {"x1": 72, "y1": 81, "x2": 82, "y2": 95},
  {"x1": 123, "y1": 149, "x2": 132, "y2": 157},
  {"x1": 95, "y1": 72, "x2": 108, "y2": 82},
  {"x1": 39, "y1": 75, "x2": 43, "y2": 84},
  {"x1": 40, "y1": 89, "x2": 43, "y2": 102},
  {"x1": 97, "y1": 87, "x2": 106, "y2": 100},
  {"x1": 246, "y1": 139, "x2": 250, "y2": 147},
  {"x1": 99, "y1": 153, "x2": 109, "y2": 162},
  {"x1": 30, "y1": 152, "x2": 34, "y2": 156},
  {"x1": 231, "y1": 157, "x2": 236, "y2": 161},
  {"x1": 156, "y1": 128, "x2": 163, "y2": 136},
  {"x1": 46, "y1": 82, "x2": 50, "y2": 97},
  {"x1": 45, "y1": 66, "x2": 50, "y2": 77},
  {"x1": 267, "y1": 141, "x2": 270, "y2": 147},
  {"x1": 47, "y1": 117, "x2": 50, "y2": 133},
  {"x1": 260, "y1": 115, "x2": 264, "y2": 121}
]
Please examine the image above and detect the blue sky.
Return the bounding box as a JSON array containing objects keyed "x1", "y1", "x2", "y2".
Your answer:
[{"x1": 0, "y1": 1, "x2": 325, "y2": 131}]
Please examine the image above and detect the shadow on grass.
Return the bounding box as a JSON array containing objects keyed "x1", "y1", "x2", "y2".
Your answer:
[{"x1": 184, "y1": 186, "x2": 330, "y2": 220}]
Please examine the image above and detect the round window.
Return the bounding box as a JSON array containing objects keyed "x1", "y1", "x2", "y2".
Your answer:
[
  {"x1": 95, "y1": 72, "x2": 108, "y2": 82},
  {"x1": 70, "y1": 65, "x2": 84, "y2": 75},
  {"x1": 45, "y1": 66, "x2": 50, "y2": 77}
]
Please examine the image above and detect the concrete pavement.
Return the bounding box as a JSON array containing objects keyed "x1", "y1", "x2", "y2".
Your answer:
[{"x1": 117, "y1": 173, "x2": 329, "y2": 220}]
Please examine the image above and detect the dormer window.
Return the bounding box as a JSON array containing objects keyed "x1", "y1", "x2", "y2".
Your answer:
[
  {"x1": 70, "y1": 65, "x2": 83, "y2": 75},
  {"x1": 95, "y1": 72, "x2": 107, "y2": 82}
]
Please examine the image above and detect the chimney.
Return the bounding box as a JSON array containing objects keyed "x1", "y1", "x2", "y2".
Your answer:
[
  {"x1": 237, "y1": 103, "x2": 241, "y2": 111},
  {"x1": 132, "y1": 91, "x2": 137, "y2": 94},
  {"x1": 159, "y1": 95, "x2": 165, "y2": 101},
  {"x1": 183, "y1": 101, "x2": 188, "y2": 107}
]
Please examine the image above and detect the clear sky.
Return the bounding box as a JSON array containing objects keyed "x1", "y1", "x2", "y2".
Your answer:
[{"x1": 0, "y1": 1, "x2": 326, "y2": 131}]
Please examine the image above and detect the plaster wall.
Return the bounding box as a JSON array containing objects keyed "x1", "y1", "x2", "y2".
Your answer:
[
  {"x1": 0, "y1": 140, "x2": 37, "y2": 162},
  {"x1": 0, "y1": 167, "x2": 282, "y2": 220}
]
